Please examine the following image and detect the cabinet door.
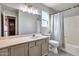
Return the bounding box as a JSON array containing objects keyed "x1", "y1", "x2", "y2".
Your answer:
[
  {"x1": 29, "y1": 45, "x2": 41, "y2": 56},
  {"x1": 42, "y1": 39, "x2": 49, "y2": 56},
  {"x1": 0, "y1": 48, "x2": 9, "y2": 56},
  {"x1": 25, "y1": 43, "x2": 29, "y2": 56},
  {"x1": 11, "y1": 44, "x2": 25, "y2": 56}
]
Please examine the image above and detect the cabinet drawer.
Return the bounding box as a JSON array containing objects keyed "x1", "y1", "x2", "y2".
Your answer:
[
  {"x1": 0, "y1": 48, "x2": 8, "y2": 53},
  {"x1": 36, "y1": 39, "x2": 45, "y2": 45},
  {"x1": 0, "y1": 48, "x2": 9, "y2": 56},
  {"x1": 29, "y1": 45, "x2": 41, "y2": 56},
  {"x1": 29, "y1": 41, "x2": 35, "y2": 47},
  {"x1": 11, "y1": 44, "x2": 25, "y2": 56},
  {"x1": 25, "y1": 43, "x2": 28, "y2": 47},
  {"x1": 45, "y1": 39, "x2": 49, "y2": 43}
]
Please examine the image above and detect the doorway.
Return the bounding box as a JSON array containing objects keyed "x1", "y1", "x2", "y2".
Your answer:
[{"x1": 7, "y1": 16, "x2": 16, "y2": 36}]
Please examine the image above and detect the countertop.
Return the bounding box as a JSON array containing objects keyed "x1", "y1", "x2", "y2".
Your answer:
[{"x1": 0, "y1": 34, "x2": 49, "y2": 49}]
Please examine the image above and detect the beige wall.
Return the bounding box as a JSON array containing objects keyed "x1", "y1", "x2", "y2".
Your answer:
[{"x1": 64, "y1": 15, "x2": 79, "y2": 46}]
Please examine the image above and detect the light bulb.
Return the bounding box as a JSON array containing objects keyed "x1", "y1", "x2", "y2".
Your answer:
[
  {"x1": 32, "y1": 11, "x2": 35, "y2": 14},
  {"x1": 35, "y1": 9, "x2": 39, "y2": 14},
  {"x1": 30, "y1": 8, "x2": 33, "y2": 13},
  {"x1": 31, "y1": 8, "x2": 35, "y2": 14},
  {"x1": 32, "y1": 9, "x2": 39, "y2": 15},
  {"x1": 27, "y1": 8, "x2": 31, "y2": 13},
  {"x1": 20, "y1": 4, "x2": 39, "y2": 15},
  {"x1": 21, "y1": 4, "x2": 28, "y2": 12}
]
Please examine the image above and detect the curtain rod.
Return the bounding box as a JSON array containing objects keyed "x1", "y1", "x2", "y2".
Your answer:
[{"x1": 53, "y1": 4, "x2": 79, "y2": 14}]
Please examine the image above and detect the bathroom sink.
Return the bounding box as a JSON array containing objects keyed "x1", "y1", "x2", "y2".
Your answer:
[
  {"x1": 30, "y1": 36, "x2": 40, "y2": 39},
  {"x1": 29, "y1": 34, "x2": 42, "y2": 39}
]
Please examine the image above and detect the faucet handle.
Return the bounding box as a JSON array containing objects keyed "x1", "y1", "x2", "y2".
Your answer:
[{"x1": 32, "y1": 34, "x2": 35, "y2": 37}]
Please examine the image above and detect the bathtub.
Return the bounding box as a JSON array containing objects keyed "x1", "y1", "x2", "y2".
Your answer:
[{"x1": 62, "y1": 43, "x2": 79, "y2": 56}]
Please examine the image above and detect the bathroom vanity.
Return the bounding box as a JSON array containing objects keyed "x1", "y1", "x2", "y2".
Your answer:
[{"x1": 0, "y1": 34, "x2": 49, "y2": 56}]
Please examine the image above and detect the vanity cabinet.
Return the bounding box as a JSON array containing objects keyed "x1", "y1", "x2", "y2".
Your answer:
[
  {"x1": 29, "y1": 45, "x2": 41, "y2": 56},
  {"x1": 29, "y1": 41, "x2": 41, "y2": 56},
  {"x1": 0, "y1": 36, "x2": 49, "y2": 56},
  {"x1": 25, "y1": 44, "x2": 29, "y2": 56},
  {"x1": 36, "y1": 39, "x2": 49, "y2": 56},
  {"x1": 0, "y1": 48, "x2": 9, "y2": 56},
  {"x1": 42, "y1": 39, "x2": 49, "y2": 56},
  {"x1": 42, "y1": 43, "x2": 49, "y2": 55},
  {"x1": 10, "y1": 43, "x2": 28, "y2": 56},
  {"x1": 29, "y1": 39, "x2": 49, "y2": 56}
]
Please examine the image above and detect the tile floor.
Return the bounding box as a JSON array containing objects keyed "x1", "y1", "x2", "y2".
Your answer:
[{"x1": 48, "y1": 49, "x2": 73, "y2": 56}]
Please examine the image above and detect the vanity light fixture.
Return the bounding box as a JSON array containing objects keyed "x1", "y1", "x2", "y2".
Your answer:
[{"x1": 21, "y1": 3, "x2": 39, "y2": 15}]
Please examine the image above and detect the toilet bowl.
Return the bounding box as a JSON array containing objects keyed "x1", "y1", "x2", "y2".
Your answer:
[
  {"x1": 49, "y1": 40, "x2": 59, "y2": 54},
  {"x1": 49, "y1": 40, "x2": 59, "y2": 47}
]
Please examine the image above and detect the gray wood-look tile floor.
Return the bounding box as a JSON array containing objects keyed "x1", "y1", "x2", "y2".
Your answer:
[{"x1": 48, "y1": 49, "x2": 73, "y2": 56}]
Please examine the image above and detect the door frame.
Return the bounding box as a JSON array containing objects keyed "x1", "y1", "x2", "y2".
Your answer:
[
  {"x1": 4, "y1": 16, "x2": 17, "y2": 36},
  {"x1": 1, "y1": 13, "x2": 4, "y2": 36},
  {"x1": 6, "y1": 16, "x2": 16, "y2": 36}
]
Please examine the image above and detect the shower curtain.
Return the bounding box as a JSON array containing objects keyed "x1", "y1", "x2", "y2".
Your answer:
[{"x1": 50, "y1": 12, "x2": 65, "y2": 48}]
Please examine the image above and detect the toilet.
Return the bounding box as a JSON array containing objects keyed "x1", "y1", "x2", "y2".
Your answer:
[{"x1": 49, "y1": 40, "x2": 59, "y2": 54}]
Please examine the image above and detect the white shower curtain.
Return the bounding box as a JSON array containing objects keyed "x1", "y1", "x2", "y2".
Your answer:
[{"x1": 51, "y1": 12, "x2": 65, "y2": 48}]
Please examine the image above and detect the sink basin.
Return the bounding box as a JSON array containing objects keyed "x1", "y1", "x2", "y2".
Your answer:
[
  {"x1": 30, "y1": 36, "x2": 40, "y2": 39},
  {"x1": 29, "y1": 34, "x2": 42, "y2": 39}
]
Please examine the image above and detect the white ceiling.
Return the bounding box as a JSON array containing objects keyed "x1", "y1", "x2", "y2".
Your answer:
[
  {"x1": 1, "y1": 3, "x2": 79, "y2": 17},
  {"x1": 64, "y1": 6, "x2": 79, "y2": 17},
  {"x1": 43, "y1": 3, "x2": 79, "y2": 17},
  {"x1": 43, "y1": 3, "x2": 79, "y2": 12},
  {"x1": 1, "y1": 3, "x2": 56, "y2": 14}
]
